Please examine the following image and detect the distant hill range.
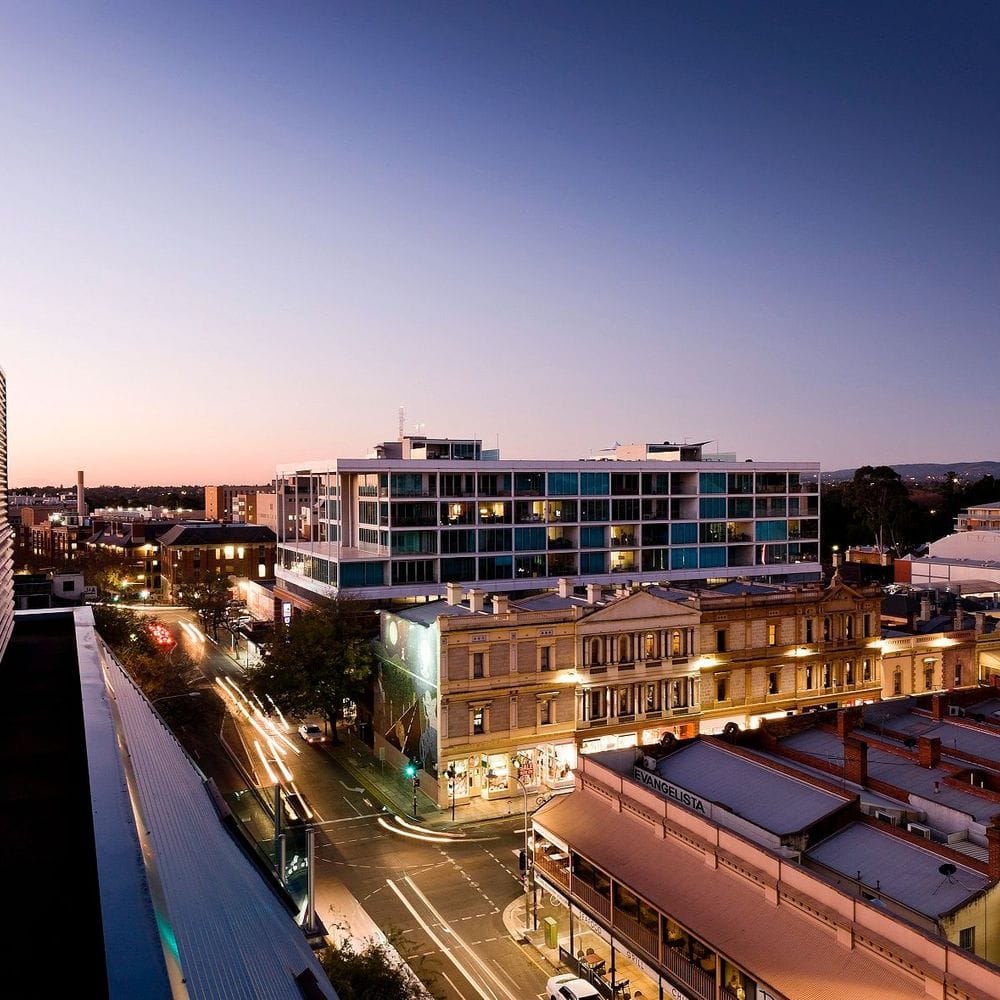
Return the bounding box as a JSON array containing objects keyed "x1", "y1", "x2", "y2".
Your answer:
[{"x1": 824, "y1": 461, "x2": 1000, "y2": 484}]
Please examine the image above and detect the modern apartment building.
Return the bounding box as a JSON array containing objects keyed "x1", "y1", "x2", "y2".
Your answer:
[
  {"x1": 275, "y1": 435, "x2": 821, "y2": 605},
  {"x1": 0, "y1": 366, "x2": 12, "y2": 662}
]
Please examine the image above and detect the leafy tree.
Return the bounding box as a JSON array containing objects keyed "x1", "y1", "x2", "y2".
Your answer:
[
  {"x1": 92, "y1": 604, "x2": 200, "y2": 703},
  {"x1": 318, "y1": 929, "x2": 438, "y2": 1000},
  {"x1": 76, "y1": 545, "x2": 134, "y2": 597},
  {"x1": 842, "y1": 465, "x2": 917, "y2": 553},
  {"x1": 246, "y1": 593, "x2": 376, "y2": 743},
  {"x1": 175, "y1": 573, "x2": 232, "y2": 639}
]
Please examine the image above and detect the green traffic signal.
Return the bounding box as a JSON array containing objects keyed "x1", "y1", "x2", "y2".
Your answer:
[{"x1": 404, "y1": 761, "x2": 417, "y2": 778}]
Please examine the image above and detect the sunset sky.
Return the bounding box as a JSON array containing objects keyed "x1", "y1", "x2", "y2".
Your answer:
[{"x1": 3, "y1": 2, "x2": 997, "y2": 487}]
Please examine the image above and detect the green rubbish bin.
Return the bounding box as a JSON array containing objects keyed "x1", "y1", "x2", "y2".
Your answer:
[{"x1": 543, "y1": 916, "x2": 558, "y2": 949}]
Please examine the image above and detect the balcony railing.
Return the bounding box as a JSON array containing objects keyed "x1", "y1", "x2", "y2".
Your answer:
[
  {"x1": 572, "y1": 879, "x2": 611, "y2": 920},
  {"x1": 612, "y1": 909, "x2": 659, "y2": 963},
  {"x1": 534, "y1": 854, "x2": 570, "y2": 889},
  {"x1": 662, "y1": 944, "x2": 716, "y2": 1000}
]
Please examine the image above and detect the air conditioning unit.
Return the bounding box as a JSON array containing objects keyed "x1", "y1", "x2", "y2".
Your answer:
[
  {"x1": 948, "y1": 705, "x2": 963, "y2": 717},
  {"x1": 874, "y1": 810, "x2": 898, "y2": 825},
  {"x1": 907, "y1": 822, "x2": 932, "y2": 839}
]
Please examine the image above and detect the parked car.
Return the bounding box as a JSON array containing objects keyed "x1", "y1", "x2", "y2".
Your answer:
[
  {"x1": 297, "y1": 724, "x2": 325, "y2": 744},
  {"x1": 546, "y1": 974, "x2": 601, "y2": 1000}
]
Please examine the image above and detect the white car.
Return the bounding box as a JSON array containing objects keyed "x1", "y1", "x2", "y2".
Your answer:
[
  {"x1": 297, "y1": 723, "x2": 325, "y2": 743},
  {"x1": 545, "y1": 973, "x2": 600, "y2": 1000}
]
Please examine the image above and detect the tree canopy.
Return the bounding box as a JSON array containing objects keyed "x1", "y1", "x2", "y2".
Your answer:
[
  {"x1": 318, "y1": 933, "x2": 436, "y2": 1000},
  {"x1": 174, "y1": 573, "x2": 233, "y2": 638},
  {"x1": 245, "y1": 593, "x2": 377, "y2": 743}
]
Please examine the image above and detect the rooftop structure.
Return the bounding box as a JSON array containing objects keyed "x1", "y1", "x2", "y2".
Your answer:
[
  {"x1": 531, "y1": 697, "x2": 1000, "y2": 999},
  {"x1": 0, "y1": 607, "x2": 336, "y2": 998},
  {"x1": 275, "y1": 434, "x2": 820, "y2": 604}
]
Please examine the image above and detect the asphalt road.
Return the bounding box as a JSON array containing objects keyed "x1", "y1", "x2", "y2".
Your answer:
[{"x1": 143, "y1": 607, "x2": 553, "y2": 999}]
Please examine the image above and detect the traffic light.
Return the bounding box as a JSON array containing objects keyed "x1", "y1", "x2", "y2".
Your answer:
[
  {"x1": 404, "y1": 760, "x2": 417, "y2": 779},
  {"x1": 518, "y1": 849, "x2": 528, "y2": 872}
]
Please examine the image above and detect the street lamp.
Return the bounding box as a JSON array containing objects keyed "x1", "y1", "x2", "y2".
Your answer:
[{"x1": 511, "y1": 773, "x2": 533, "y2": 934}]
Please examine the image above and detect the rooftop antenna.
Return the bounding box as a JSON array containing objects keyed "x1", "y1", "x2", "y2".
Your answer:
[{"x1": 932, "y1": 862, "x2": 976, "y2": 894}]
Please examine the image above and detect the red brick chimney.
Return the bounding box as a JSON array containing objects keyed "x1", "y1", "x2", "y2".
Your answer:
[
  {"x1": 844, "y1": 737, "x2": 868, "y2": 786},
  {"x1": 918, "y1": 736, "x2": 941, "y2": 769},
  {"x1": 931, "y1": 694, "x2": 948, "y2": 721},
  {"x1": 837, "y1": 706, "x2": 863, "y2": 740},
  {"x1": 987, "y1": 818, "x2": 1000, "y2": 881}
]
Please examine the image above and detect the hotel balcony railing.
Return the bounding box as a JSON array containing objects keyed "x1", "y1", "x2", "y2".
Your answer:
[
  {"x1": 572, "y1": 879, "x2": 610, "y2": 920},
  {"x1": 534, "y1": 854, "x2": 570, "y2": 889},
  {"x1": 662, "y1": 944, "x2": 716, "y2": 1000},
  {"x1": 611, "y1": 909, "x2": 659, "y2": 963}
]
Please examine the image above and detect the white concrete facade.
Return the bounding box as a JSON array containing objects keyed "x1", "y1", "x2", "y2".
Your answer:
[{"x1": 275, "y1": 438, "x2": 821, "y2": 601}]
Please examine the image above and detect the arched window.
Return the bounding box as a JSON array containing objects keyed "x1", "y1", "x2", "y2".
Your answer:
[
  {"x1": 671, "y1": 630, "x2": 682, "y2": 656},
  {"x1": 644, "y1": 632, "x2": 656, "y2": 658},
  {"x1": 618, "y1": 635, "x2": 632, "y2": 663}
]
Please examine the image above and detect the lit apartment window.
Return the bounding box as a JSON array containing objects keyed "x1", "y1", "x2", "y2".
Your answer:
[
  {"x1": 237, "y1": 546, "x2": 245, "y2": 559},
  {"x1": 844, "y1": 615, "x2": 854, "y2": 639},
  {"x1": 671, "y1": 630, "x2": 682, "y2": 656},
  {"x1": 767, "y1": 624, "x2": 777, "y2": 646},
  {"x1": 822, "y1": 663, "x2": 831, "y2": 688},
  {"x1": 473, "y1": 652, "x2": 484, "y2": 679},
  {"x1": 805, "y1": 664, "x2": 814, "y2": 689},
  {"x1": 768, "y1": 671, "x2": 779, "y2": 695},
  {"x1": 863, "y1": 658, "x2": 872, "y2": 681},
  {"x1": 644, "y1": 632, "x2": 656, "y2": 658},
  {"x1": 472, "y1": 708, "x2": 485, "y2": 735},
  {"x1": 845, "y1": 661, "x2": 854, "y2": 685},
  {"x1": 258, "y1": 563, "x2": 266, "y2": 578},
  {"x1": 224, "y1": 545, "x2": 235, "y2": 559}
]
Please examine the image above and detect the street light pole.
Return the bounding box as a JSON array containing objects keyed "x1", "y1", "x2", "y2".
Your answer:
[{"x1": 513, "y1": 774, "x2": 532, "y2": 934}]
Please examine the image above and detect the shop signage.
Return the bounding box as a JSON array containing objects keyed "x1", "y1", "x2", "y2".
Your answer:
[
  {"x1": 632, "y1": 767, "x2": 708, "y2": 815},
  {"x1": 571, "y1": 904, "x2": 612, "y2": 944},
  {"x1": 618, "y1": 943, "x2": 657, "y2": 981}
]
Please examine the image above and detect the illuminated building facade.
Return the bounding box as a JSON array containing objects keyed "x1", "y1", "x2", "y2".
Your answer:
[{"x1": 275, "y1": 435, "x2": 821, "y2": 605}]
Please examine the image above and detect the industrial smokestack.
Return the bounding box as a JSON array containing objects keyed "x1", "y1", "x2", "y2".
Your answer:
[{"x1": 77, "y1": 470, "x2": 86, "y2": 518}]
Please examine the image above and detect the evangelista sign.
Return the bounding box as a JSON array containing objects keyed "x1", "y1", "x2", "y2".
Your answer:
[{"x1": 632, "y1": 766, "x2": 709, "y2": 816}]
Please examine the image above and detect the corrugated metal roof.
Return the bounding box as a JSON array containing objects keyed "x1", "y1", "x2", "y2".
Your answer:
[
  {"x1": 534, "y1": 790, "x2": 928, "y2": 1000},
  {"x1": 159, "y1": 524, "x2": 276, "y2": 546},
  {"x1": 94, "y1": 625, "x2": 338, "y2": 999},
  {"x1": 806, "y1": 822, "x2": 987, "y2": 918},
  {"x1": 650, "y1": 741, "x2": 848, "y2": 835}
]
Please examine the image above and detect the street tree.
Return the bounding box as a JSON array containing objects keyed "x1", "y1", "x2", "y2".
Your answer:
[
  {"x1": 175, "y1": 573, "x2": 232, "y2": 639},
  {"x1": 318, "y1": 928, "x2": 438, "y2": 1000},
  {"x1": 92, "y1": 604, "x2": 200, "y2": 703},
  {"x1": 246, "y1": 593, "x2": 377, "y2": 743}
]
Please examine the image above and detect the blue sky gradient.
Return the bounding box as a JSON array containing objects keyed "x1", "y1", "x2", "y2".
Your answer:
[{"x1": 3, "y1": 2, "x2": 997, "y2": 485}]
